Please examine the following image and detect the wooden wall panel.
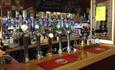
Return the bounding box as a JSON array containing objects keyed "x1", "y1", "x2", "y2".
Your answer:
[{"x1": 114, "y1": 0, "x2": 115, "y2": 45}]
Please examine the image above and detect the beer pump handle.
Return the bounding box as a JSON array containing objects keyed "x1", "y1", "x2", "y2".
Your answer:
[
  {"x1": 87, "y1": 39, "x2": 90, "y2": 46},
  {"x1": 81, "y1": 40, "x2": 84, "y2": 47}
]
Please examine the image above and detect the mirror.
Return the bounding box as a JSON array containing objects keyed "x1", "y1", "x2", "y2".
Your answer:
[{"x1": 92, "y1": 0, "x2": 113, "y2": 43}]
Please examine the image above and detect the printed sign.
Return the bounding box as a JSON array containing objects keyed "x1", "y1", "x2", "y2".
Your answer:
[{"x1": 96, "y1": 6, "x2": 106, "y2": 21}]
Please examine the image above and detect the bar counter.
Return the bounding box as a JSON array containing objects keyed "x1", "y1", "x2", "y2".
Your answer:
[{"x1": 4, "y1": 44, "x2": 115, "y2": 70}]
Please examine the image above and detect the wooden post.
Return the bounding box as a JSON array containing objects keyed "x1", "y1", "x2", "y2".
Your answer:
[
  {"x1": 0, "y1": 19, "x2": 2, "y2": 39},
  {"x1": 90, "y1": 0, "x2": 93, "y2": 38},
  {"x1": 112, "y1": 0, "x2": 115, "y2": 45},
  {"x1": 90, "y1": 0, "x2": 96, "y2": 38},
  {"x1": 0, "y1": 0, "x2": 3, "y2": 41}
]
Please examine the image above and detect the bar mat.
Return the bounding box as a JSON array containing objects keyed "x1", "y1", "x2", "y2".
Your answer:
[
  {"x1": 38, "y1": 55, "x2": 81, "y2": 70},
  {"x1": 87, "y1": 46, "x2": 111, "y2": 54}
]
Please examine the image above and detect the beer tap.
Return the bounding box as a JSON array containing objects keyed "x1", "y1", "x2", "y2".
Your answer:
[
  {"x1": 92, "y1": 28, "x2": 96, "y2": 44},
  {"x1": 80, "y1": 27, "x2": 85, "y2": 48},
  {"x1": 55, "y1": 22, "x2": 63, "y2": 55},
  {"x1": 67, "y1": 30, "x2": 71, "y2": 53},
  {"x1": 47, "y1": 25, "x2": 54, "y2": 56},
  {"x1": 64, "y1": 22, "x2": 72, "y2": 53},
  {"x1": 21, "y1": 24, "x2": 29, "y2": 63},
  {"x1": 34, "y1": 24, "x2": 43, "y2": 60}
]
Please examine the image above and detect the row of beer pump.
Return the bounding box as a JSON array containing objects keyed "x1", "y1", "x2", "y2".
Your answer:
[
  {"x1": 21, "y1": 20, "x2": 77, "y2": 63},
  {"x1": 0, "y1": 11, "x2": 97, "y2": 63},
  {"x1": 21, "y1": 21, "x2": 95, "y2": 63}
]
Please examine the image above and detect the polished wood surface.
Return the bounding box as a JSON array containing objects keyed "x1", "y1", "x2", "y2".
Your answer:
[
  {"x1": 4, "y1": 44, "x2": 115, "y2": 70},
  {"x1": 114, "y1": 0, "x2": 115, "y2": 45},
  {"x1": 0, "y1": 49, "x2": 5, "y2": 57}
]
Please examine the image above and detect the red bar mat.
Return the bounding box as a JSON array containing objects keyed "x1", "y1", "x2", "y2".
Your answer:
[
  {"x1": 38, "y1": 55, "x2": 81, "y2": 70},
  {"x1": 87, "y1": 46, "x2": 111, "y2": 54}
]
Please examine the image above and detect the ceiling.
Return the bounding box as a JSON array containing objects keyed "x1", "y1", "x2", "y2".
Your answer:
[
  {"x1": 35, "y1": 0, "x2": 90, "y2": 13},
  {"x1": 23, "y1": 0, "x2": 107, "y2": 13}
]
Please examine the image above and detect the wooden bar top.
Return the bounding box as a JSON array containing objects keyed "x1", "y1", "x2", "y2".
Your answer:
[{"x1": 4, "y1": 44, "x2": 115, "y2": 70}]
